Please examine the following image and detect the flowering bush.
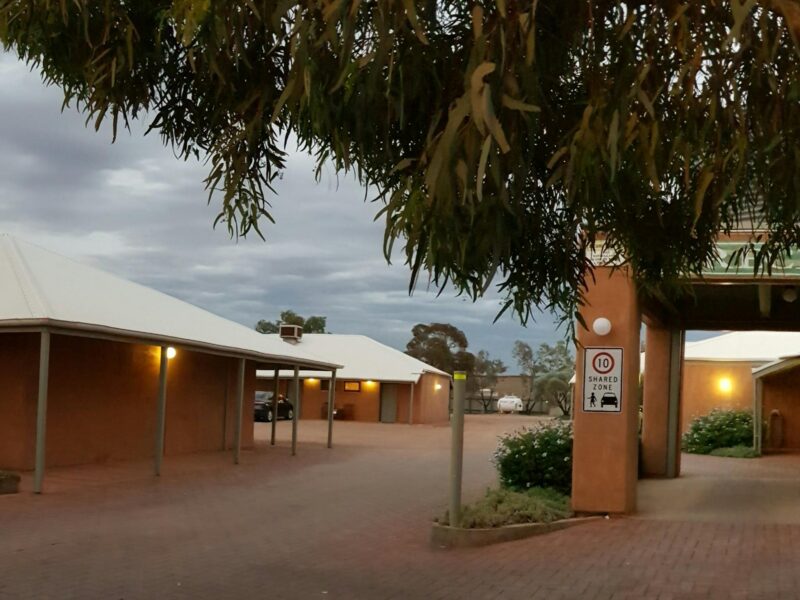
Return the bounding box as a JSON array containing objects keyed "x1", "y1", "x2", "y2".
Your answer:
[
  {"x1": 681, "y1": 409, "x2": 753, "y2": 455},
  {"x1": 493, "y1": 420, "x2": 573, "y2": 495}
]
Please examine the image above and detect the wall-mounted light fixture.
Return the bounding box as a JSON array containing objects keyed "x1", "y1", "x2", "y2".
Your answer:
[
  {"x1": 592, "y1": 317, "x2": 612, "y2": 336},
  {"x1": 783, "y1": 287, "x2": 798, "y2": 303},
  {"x1": 166, "y1": 347, "x2": 177, "y2": 360},
  {"x1": 435, "y1": 383, "x2": 443, "y2": 391},
  {"x1": 717, "y1": 377, "x2": 733, "y2": 394}
]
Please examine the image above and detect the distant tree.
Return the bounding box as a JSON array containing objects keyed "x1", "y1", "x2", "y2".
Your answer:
[
  {"x1": 533, "y1": 341, "x2": 573, "y2": 374},
  {"x1": 302, "y1": 315, "x2": 327, "y2": 334},
  {"x1": 532, "y1": 342, "x2": 575, "y2": 416},
  {"x1": 534, "y1": 371, "x2": 573, "y2": 417},
  {"x1": 255, "y1": 320, "x2": 280, "y2": 334},
  {"x1": 472, "y1": 350, "x2": 507, "y2": 413},
  {"x1": 513, "y1": 340, "x2": 574, "y2": 415},
  {"x1": 512, "y1": 341, "x2": 538, "y2": 414},
  {"x1": 405, "y1": 323, "x2": 475, "y2": 375},
  {"x1": 255, "y1": 310, "x2": 327, "y2": 334}
]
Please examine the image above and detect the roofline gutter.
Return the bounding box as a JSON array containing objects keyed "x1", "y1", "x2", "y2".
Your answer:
[
  {"x1": 684, "y1": 357, "x2": 772, "y2": 364},
  {"x1": 256, "y1": 370, "x2": 451, "y2": 384},
  {"x1": 256, "y1": 370, "x2": 419, "y2": 384},
  {"x1": 753, "y1": 357, "x2": 800, "y2": 380},
  {"x1": 0, "y1": 319, "x2": 342, "y2": 370}
]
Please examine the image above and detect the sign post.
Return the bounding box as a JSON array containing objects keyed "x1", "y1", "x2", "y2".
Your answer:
[
  {"x1": 450, "y1": 371, "x2": 466, "y2": 527},
  {"x1": 583, "y1": 348, "x2": 624, "y2": 413}
]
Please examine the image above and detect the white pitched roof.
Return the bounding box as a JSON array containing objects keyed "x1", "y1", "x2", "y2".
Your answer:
[
  {"x1": 0, "y1": 234, "x2": 337, "y2": 369},
  {"x1": 684, "y1": 331, "x2": 800, "y2": 363},
  {"x1": 256, "y1": 334, "x2": 449, "y2": 383}
]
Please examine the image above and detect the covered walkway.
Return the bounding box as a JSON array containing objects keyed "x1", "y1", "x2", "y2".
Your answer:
[
  {"x1": 639, "y1": 453, "x2": 800, "y2": 524},
  {"x1": 0, "y1": 234, "x2": 340, "y2": 493}
]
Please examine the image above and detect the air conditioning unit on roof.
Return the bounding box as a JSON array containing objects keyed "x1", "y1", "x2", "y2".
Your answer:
[{"x1": 279, "y1": 324, "x2": 303, "y2": 341}]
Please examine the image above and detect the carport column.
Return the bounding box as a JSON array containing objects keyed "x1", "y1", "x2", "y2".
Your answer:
[
  {"x1": 33, "y1": 330, "x2": 51, "y2": 494},
  {"x1": 572, "y1": 266, "x2": 641, "y2": 514},
  {"x1": 271, "y1": 369, "x2": 279, "y2": 446},
  {"x1": 641, "y1": 326, "x2": 684, "y2": 478},
  {"x1": 291, "y1": 365, "x2": 299, "y2": 456},
  {"x1": 754, "y1": 378, "x2": 764, "y2": 454},
  {"x1": 327, "y1": 369, "x2": 337, "y2": 449},
  {"x1": 233, "y1": 358, "x2": 245, "y2": 464},
  {"x1": 154, "y1": 345, "x2": 168, "y2": 476},
  {"x1": 449, "y1": 371, "x2": 466, "y2": 527},
  {"x1": 408, "y1": 382, "x2": 415, "y2": 425},
  {"x1": 666, "y1": 330, "x2": 684, "y2": 478}
]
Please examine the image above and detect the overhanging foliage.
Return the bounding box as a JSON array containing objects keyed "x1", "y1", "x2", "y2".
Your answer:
[{"x1": 3, "y1": 1, "x2": 800, "y2": 325}]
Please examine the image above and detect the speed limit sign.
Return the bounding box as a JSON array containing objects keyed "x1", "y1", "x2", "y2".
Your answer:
[{"x1": 583, "y1": 347, "x2": 623, "y2": 413}]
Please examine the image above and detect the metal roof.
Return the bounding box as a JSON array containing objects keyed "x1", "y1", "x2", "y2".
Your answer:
[
  {"x1": 256, "y1": 334, "x2": 449, "y2": 383},
  {"x1": 0, "y1": 235, "x2": 338, "y2": 369},
  {"x1": 684, "y1": 331, "x2": 800, "y2": 363}
]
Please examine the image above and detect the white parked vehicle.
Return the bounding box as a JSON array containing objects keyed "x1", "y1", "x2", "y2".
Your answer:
[{"x1": 496, "y1": 395, "x2": 524, "y2": 414}]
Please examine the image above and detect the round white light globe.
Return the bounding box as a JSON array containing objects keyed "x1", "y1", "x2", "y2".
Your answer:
[
  {"x1": 783, "y1": 287, "x2": 798, "y2": 303},
  {"x1": 592, "y1": 317, "x2": 612, "y2": 336}
]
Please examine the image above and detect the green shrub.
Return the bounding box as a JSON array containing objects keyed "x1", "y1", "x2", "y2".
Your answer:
[
  {"x1": 709, "y1": 445, "x2": 759, "y2": 459},
  {"x1": 682, "y1": 409, "x2": 753, "y2": 454},
  {"x1": 439, "y1": 487, "x2": 572, "y2": 528},
  {"x1": 493, "y1": 420, "x2": 573, "y2": 494}
]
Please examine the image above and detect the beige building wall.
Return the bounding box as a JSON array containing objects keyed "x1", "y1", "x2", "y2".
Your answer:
[
  {"x1": 761, "y1": 367, "x2": 800, "y2": 450},
  {"x1": 495, "y1": 375, "x2": 527, "y2": 398},
  {"x1": 680, "y1": 360, "x2": 759, "y2": 433},
  {"x1": 257, "y1": 372, "x2": 450, "y2": 424},
  {"x1": 414, "y1": 373, "x2": 450, "y2": 424},
  {"x1": 0, "y1": 332, "x2": 255, "y2": 472}
]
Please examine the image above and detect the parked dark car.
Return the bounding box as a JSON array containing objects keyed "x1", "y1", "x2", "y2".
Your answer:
[
  {"x1": 254, "y1": 391, "x2": 294, "y2": 422},
  {"x1": 600, "y1": 392, "x2": 619, "y2": 408}
]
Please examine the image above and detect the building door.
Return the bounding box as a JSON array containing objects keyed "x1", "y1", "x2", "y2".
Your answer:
[{"x1": 380, "y1": 384, "x2": 397, "y2": 423}]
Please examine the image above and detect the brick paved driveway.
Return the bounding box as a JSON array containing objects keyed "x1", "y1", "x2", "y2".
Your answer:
[{"x1": 3, "y1": 416, "x2": 800, "y2": 599}]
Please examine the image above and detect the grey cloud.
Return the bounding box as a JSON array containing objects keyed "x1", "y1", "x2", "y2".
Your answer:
[{"x1": 0, "y1": 52, "x2": 564, "y2": 368}]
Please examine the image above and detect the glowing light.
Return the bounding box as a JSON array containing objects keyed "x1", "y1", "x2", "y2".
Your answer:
[
  {"x1": 307, "y1": 378, "x2": 318, "y2": 383},
  {"x1": 718, "y1": 377, "x2": 733, "y2": 394},
  {"x1": 166, "y1": 347, "x2": 177, "y2": 360},
  {"x1": 435, "y1": 383, "x2": 443, "y2": 390},
  {"x1": 365, "y1": 380, "x2": 375, "y2": 386}
]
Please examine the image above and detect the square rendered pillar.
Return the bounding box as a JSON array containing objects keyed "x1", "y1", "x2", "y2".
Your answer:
[
  {"x1": 641, "y1": 326, "x2": 684, "y2": 478},
  {"x1": 641, "y1": 326, "x2": 671, "y2": 477},
  {"x1": 572, "y1": 267, "x2": 641, "y2": 514}
]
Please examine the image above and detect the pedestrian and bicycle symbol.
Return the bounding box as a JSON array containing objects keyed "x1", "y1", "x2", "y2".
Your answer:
[{"x1": 583, "y1": 347, "x2": 623, "y2": 413}]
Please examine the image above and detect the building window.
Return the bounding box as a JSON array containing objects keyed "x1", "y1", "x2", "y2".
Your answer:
[
  {"x1": 344, "y1": 381, "x2": 361, "y2": 392},
  {"x1": 320, "y1": 379, "x2": 330, "y2": 391}
]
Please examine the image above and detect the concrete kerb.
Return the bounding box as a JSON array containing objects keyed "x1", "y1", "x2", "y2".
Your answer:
[{"x1": 430, "y1": 516, "x2": 604, "y2": 549}]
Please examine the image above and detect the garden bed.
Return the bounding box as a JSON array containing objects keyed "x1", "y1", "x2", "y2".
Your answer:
[
  {"x1": 431, "y1": 515, "x2": 602, "y2": 549},
  {"x1": 431, "y1": 486, "x2": 599, "y2": 548}
]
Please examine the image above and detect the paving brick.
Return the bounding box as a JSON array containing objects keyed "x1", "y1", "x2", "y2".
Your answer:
[{"x1": 3, "y1": 416, "x2": 800, "y2": 599}]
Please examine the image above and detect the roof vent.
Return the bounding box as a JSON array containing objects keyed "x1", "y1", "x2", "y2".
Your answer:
[{"x1": 279, "y1": 324, "x2": 303, "y2": 342}]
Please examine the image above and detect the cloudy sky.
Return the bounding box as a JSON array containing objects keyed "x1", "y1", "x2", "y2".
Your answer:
[{"x1": 0, "y1": 52, "x2": 569, "y2": 369}]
